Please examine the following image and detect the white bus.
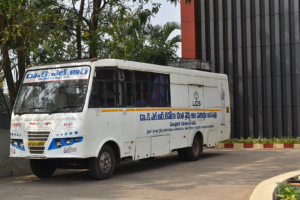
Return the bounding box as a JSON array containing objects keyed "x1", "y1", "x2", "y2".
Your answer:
[{"x1": 10, "y1": 59, "x2": 230, "y2": 180}]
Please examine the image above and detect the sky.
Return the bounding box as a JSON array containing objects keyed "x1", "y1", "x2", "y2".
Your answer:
[{"x1": 146, "y1": 1, "x2": 182, "y2": 57}]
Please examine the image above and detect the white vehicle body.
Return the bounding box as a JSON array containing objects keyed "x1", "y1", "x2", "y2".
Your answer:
[{"x1": 10, "y1": 59, "x2": 230, "y2": 161}]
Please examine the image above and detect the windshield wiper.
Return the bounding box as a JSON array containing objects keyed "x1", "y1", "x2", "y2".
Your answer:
[
  {"x1": 48, "y1": 106, "x2": 83, "y2": 115},
  {"x1": 17, "y1": 107, "x2": 45, "y2": 116}
]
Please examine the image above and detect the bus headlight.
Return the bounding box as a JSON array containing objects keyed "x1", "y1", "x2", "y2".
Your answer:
[
  {"x1": 19, "y1": 140, "x2": 24, "y2": 148},
  {"x1": 14, "y1": 140, "x2": 18, "y2": 146},
  {"x1": 66, "y1": 139, "x2": 72, "y2": 145},
  {"x1": 56, "y1": 139, "x2": 62, "y2": 148}
]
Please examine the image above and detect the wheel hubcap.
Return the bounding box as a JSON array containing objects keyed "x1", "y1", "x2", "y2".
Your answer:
[
  {"x1": 99, "y1": 152, "x2": 112, "y2": 173},
  {"x1": 192, "y1": 140, "x2": 200, "y2": 155}
]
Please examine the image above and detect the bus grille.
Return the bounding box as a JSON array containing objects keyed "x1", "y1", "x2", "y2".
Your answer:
[{"x1": 28, "y1": 131, "x2": 50, "y2": 154}]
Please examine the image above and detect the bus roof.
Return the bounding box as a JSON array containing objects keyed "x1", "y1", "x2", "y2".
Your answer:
[
  {"x1": 27, "y1": 59, "x2": 228, "y2": 82},
  {"x1": 93, "y1": 59, "x2": 228, "y2": 81}
]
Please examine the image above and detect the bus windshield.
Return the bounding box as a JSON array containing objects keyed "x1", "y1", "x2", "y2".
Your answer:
[{"x1": 14, "y1": 66, "x2": 90, "y2": 115}]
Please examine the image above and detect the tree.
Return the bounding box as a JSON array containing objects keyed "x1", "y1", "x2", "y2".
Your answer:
[
  {"x1": 0, "y1": 0, "x2": 188, "y2": 108},
  {"x1": 149, "y1": 22, "x2": 181, "y2": 45},
  {"x1": 0, "y1": 1, "x2": 17, "y2": 107},
  {"x1": 53, "y1": 0, "x2": 184, "y2": 59},
  {"x1": 0, "y1": 0, "x2": 70, "y2": 107},
  {"x1": 144, "y1": 22, "x2": 181, "y2": 65},
  {"x1": 102, "y1": 6, "x2": 180, "y2": 65}
]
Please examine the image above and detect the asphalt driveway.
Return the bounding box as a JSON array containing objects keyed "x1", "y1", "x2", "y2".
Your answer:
[{"x1": 1, "y1": 149, "x2": 300, "y2": 200}]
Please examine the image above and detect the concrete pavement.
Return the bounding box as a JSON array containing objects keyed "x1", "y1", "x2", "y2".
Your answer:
[{"x1": 1, "y1": 148, "x2": 300, "y2": 200}]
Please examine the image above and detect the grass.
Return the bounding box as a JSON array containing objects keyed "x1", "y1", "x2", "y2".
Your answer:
[{"x1": 220, "y1": 137, "x2": 300, "y2": 144}]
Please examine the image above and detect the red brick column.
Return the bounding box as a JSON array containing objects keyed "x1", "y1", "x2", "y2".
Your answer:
[{"x1": 181, "y1": 0, "x2": 198, "y2": 59}]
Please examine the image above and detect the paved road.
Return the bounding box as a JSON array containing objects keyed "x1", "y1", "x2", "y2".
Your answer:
[{"x1": 1, "y1": 149, "x2": 300, "y2": 200}]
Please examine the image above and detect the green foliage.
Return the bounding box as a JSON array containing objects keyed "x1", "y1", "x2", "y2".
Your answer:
[
  {"x1": 1, "y1": 0, "x2": 182, "y2": 107},
  {"x1": 103, "y1": 5, "x2": 180, "y2": 65},
  {"x1": 293, "y1": 176, "x2": 300, "y2": 181},
  {"x1": 223, "y1": 138, "x2": 238, "y2": 143},
  {"x1": 220, "y1": 137, "x2": 300, "y2": 144},
  {"x1": 276, "y1": 182, "x2": 300, "y2": 200},
  {"x1": 1, "y1": 0, "x2": 70, "y2": 64},
  {"x1": 1, "y1": 0, "x2": 180, "y2": 65}
]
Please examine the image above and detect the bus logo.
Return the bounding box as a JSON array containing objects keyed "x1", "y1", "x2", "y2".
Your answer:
[
  {"x1": 193, "y1": 91, "x2": 201, "y2": 106},
  {"x1": 10, "y1": 147, "x2": 16, "y2": 154},
  {"x1": 63, "y1": 146, "x2": 77, "y2": 153},
  {"x1": 194, "y1": 91, "x2": 199, "y2": 100}
]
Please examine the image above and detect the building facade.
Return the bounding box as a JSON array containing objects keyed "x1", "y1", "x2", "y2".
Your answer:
[{"x1": 181, "y1": 0, "x2": 300, "y2": 138}]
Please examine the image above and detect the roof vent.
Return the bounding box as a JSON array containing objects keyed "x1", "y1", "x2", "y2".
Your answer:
[{"x1": 167, "y1": 59, "x2": 212, "y2": 72}]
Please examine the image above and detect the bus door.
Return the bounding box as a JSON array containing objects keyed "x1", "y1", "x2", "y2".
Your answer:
[
  {"x1": 117, "y1": 69, "x2": 136, "y2": 158},
  {"x1": 188, "y1": 85, "x2": 205, "y2": 142}
]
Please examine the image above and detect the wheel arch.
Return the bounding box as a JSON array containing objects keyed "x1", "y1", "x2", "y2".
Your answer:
[
  {"x1": 189, "y1": 131, "x2": 204, "y2": 146},
  {"x1": 94, "y1": 138, "x2": 121, "y2": 164}
]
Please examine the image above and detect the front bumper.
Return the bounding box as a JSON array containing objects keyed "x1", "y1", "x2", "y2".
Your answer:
[{"x1": 10, "y1": 136, "x2": 86, "y2": 159}]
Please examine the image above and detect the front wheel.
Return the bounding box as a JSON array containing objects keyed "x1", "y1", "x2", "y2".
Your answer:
[
  {"x1": 184, "y1": 135, "x2": 203, "y2": 161},
  {"x1": 30, "y1": 159, "x2": 56, "y2": 178},
  {"x1": 89, "y1": 145, "x2": 115, "y2": 180}
]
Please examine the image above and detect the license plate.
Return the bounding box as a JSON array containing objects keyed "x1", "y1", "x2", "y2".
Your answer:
[{"x1": 28, "y1": 141, "x2": 45, "y2": 147}]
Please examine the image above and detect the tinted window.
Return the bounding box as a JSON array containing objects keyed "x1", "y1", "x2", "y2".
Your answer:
[
  {"x1": 119, "y1": 82, "x2": 133, "y2": 106},
  {"x1": 89, "y1": 82, "x2": 116, "y2": 107},
  {"x1": 89, "y1": 69, "x2": 170, "y2": 108},
  {"x1": 135, "y1": 71, "x2": 148, "y2": 81},
  {"x1": 151, "y1": 85, "x2": 169, "y2": 106},
  {"x1": 136, "y1": 82, "x2": 149, "y2": 106},
  {"x1": 150, "y1": 73, "x2": 170, "y2": 107},
  {"x1": 95, "y1": 69, "x2": 115, "y2": 80},
  {"x1": 151, "y1": 74, "x2": 168, "y2": 84},
  {"x1": 119, "y1": 70, "x2": 132, "y2": 81}
]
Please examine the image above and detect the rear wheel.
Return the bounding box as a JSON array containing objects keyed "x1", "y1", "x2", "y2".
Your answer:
[
  {"x1": 89, "y1": 145, "x2": 115, "y2": 180},
  {"x1": 184, "y1": 135, "x2": 203, "y2": 161},
  {"x1": 177, "y1": 149, "x2": 187, "y2": 161},
  {"x1": 30, "y1": 159, "x2": 56, "y2": 178}
]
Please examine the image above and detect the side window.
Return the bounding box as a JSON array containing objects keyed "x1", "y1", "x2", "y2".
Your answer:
[
  {"x1": 150, "y1": 73, "x2": 170, "y2": 107},
  {"x1": 89, "y1": 69, "x2": 170, "y2": 108},
  {"x1": 89, "y1": 69, "x2": 117, "y2": 107},
  {"x1": 118, "y1": 70, "x2": 134, "y2": 106},
  {"x1": 135, "y1": 71, "x2": 149, "y2": 107}
]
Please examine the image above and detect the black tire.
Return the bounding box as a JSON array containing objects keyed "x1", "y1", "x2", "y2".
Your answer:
[
  {"x1": 177, "y1": 149, "x2": 187, "y2": 161},
  {"x1": 184, "y1": 135, "x2": 203, "y2": 161},
  {"x1": 89, "y1": 145, "x2": 115, "y2": 180},
  {"x1": 30, "y1": 159, "x2": 56, "y2": 178},
  {"x1": 140, "y1": 157, "x2": 155, "y2": 161}
]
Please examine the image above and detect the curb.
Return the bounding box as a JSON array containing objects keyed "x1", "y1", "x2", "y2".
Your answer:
[
  {"x1": 209, "y1": 143, "x2": 300, "y2": 149},
  {"x1": 250, "y1": 170, "x2": 300, "y2": 200}
]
